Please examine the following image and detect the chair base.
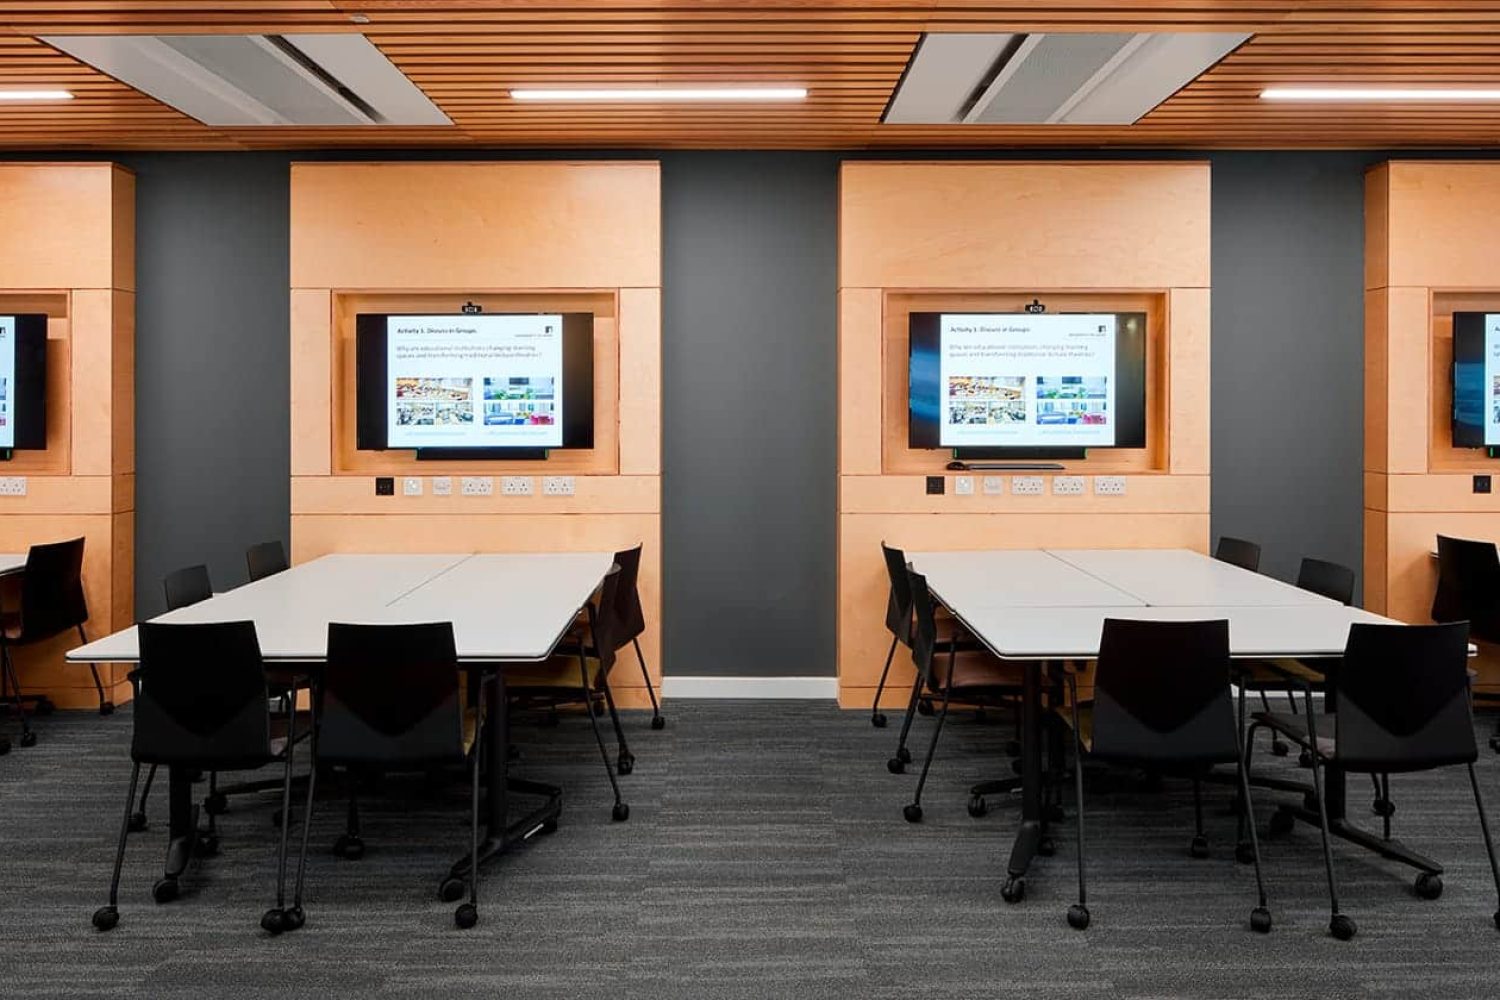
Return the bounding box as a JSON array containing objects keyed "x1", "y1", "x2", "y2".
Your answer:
[
  {"x1": 1270, "y1": 803, "x2": 1443, "y2": 875},
  {"x1": 442, "y1": 776, "x2": 563, "y2": 890}
]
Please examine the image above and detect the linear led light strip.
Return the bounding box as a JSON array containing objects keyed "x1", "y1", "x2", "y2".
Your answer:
[
  {"x1": 511, "y1": 87, "x2": 806, "y2": 101},
  {"x1": 1263, "y1": 87, "x2": 1500, "y2": 101},
  {"x1": 0, "y1": 90, "x2": 73, "y2": 101}
]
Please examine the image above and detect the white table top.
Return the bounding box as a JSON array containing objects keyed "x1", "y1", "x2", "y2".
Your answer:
[
  {"x1": 907, "y1": 549, "x2": 1146, "y2": 609},
  {"x1": 952, "y1": 604, "x2": 1398, "y2": 661},
  {"x1": 0, "y1": 553, "x2": 25, "y2": 576},
  {"x1": 68, "y1": 552, "x2": 614, "y2": 664},
  {"x1": 1047, "y1": 548, "x2": 1335, "y2": 608}
]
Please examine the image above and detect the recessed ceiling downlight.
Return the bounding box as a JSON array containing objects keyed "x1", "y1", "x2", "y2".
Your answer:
[
  {"x1": 0, "y1": 90, "x2": 72, "y2": 101},
  {"x1": 1262, "y1": 87, "x2": 1500, "y2": 102},
  {"x1": 510, "y1": 87, "x2": 807, "y2": 102}
]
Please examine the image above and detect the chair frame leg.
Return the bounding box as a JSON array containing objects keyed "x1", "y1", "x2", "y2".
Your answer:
[
  {"x1": 890, "y1": 667, "x2": 923, "y2": 768},
  {"x1": 1464, "y1": 762, "x2": 1500, "y2": 929},
  {"x1": 1235, "y1": 725, "x2": 1272, "y2": 928},
  {"x1": 1303, "y1": 688, "x2": 1349, "y2": 935},
  {"x1": 632, "y1": 637, "x2": 663, "y2": 728},
  {"x1": 578, "y1": 639, "x2": 626, "y2": 813},
  {"x1": 871, "y1": 634, "x2": 899, "y2": 727},
  {"x1": 908, "y1": 640, "x2": 957, "y2": 813},
  {"x1": 1067, "y1": 675, "x2": 1090, "y2": 924},
  {"x1": 105, "y1": 762, "x2": 142, "y2": 909},
  {"x1": 79, "y1": 624, "x2": 112, "y2": 715},
  {"x1": 289, "y1": 694, "x2": 319, "y2": 917},
  {"x1": 1, "y1": 645, "x2": 31, "y2": 742},
  {"x1": 271, "y1": 712, "x2": 297, "y2": 912}
]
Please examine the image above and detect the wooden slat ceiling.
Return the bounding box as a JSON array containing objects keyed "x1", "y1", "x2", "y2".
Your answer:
[{"x1": 3, "y1": 2, "x2": 1500, "y2": 149}]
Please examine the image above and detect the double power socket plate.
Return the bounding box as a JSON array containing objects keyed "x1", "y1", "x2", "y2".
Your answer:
[
  {"x1": 387, "y1": 475, "x2": 575, "y2": 498},
  {"x1": 950, "y1": 474, "x2": 1125, "y2": 497}
]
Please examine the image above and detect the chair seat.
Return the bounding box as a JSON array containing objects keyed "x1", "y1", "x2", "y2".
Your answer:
[
  {"x1": 932, "y1": 651, "x2": 1025, "y2": 694},
  {"x1": 506, "y1": 654, "x2": 604, "y2": 691},
  {"x1": 1055, "y1": 703, "x2": 1095, "y2": 752},
  {"x1": 1236, "y1": 658, "x2": 1325, "y2": 688}
]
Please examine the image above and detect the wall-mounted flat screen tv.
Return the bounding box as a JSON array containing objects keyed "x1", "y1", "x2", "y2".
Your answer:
[
  {"x1": 355, "y1": 313, "x2": 593, "y2": 457},
  {"x1": 1451, "y1": 312, "x2": 1500, "y2": 448},
  {"x1": 0, "y1": 313, "x2": 48, "y2": 452},
  {"x1": 908, "y1": 311, "x2": 1148, "y2": 452}
]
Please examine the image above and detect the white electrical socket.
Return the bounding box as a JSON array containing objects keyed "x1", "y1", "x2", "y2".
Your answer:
[
  {"x1": 954, "y1": 475, "x2": 974, "y2": 496},
  {"x1": 501, "y1": 476, "x2": 534, "y2": 497},
  {"x1": 1052, "y1": 476, "x2": 1086, "y2": 496},
  {"x1": 982, "y1": 476, "x2": 1004, "y2": 496},
  {"x1": 461, "y1": 476, "x2": 494, "y2": 497},
  {"x1": 1011, "y1": 476, "x2": 1045, "y2": 496},
  {"x1": 1094, "y1": 476, "x2": 1127, "y2": 497},
  {"x1": 0, "y1": 476, "x2": 26, "y2": 497},
  {"x1": 542, "y1": 476, "x2": 575, "y2": 497},
  {"x1": 431, "y1": 476, "x2": 453, "y2": 497},
  {"x1": 402, "y1": 476, "x2": 423, "y2": 497}
]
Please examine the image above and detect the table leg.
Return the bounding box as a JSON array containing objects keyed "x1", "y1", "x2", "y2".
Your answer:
[{"x1": 1002, "y1": 660, "x2": 1044, "y2": 903}]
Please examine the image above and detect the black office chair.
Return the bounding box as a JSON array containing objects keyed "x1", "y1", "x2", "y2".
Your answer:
[
  {"x1": 606, "y1": 544, "x2": 663, "y2": 731},
  {"x1": 1060, "y1": 618, "x2": 1272, "y2": 933},
  {"x1": 1432, "y1": 535, "x2": 1500, "y2": 752},
  {"x1": 91, "y1": 621, "x2": 309, "y2": 934},
  {"x1": 1214, "y1": 536, "x2": 1262, "y2": 573},
  {"x1": 1, "y1": 538, "x2": 104, "y2": 735},
  {"x1": 309, "y1": 621, "x2": 484, "y2": 929},
  {"x1": 245, "y1": 540, "x2": 289, "y2": 583},
  {"x1": 1251, "y1": 621, "x2": 1500, "y2": 940},
  {"x1": 898, "y1": 569, "x2": 1024, "y2": 823}
]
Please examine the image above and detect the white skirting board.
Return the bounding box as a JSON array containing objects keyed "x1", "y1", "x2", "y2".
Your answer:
[{"x1": 661, "y1": 676, "x2": 839, "y2": 700}]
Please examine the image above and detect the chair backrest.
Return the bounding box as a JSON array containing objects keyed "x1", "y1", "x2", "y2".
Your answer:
[
  {"x1": 320, "y1": 621, "x2": 464, "y2": 765},
  {"x1": 1296, "y1": 557, "x2": 1356, "y2": 606},
  {"x1": 610, "y1": 544, "x2": 646, "y2": 648},
  {"x1": 132, "y1": 621, "x2": 270, "y2": 767},
  {"x1": 1336, "y1": 622, "x2": 1477, "y2": 773},
  {"x1": 1213, "y1": 536, "x2": 1262, "y2": 573},
  {"x1": 1091, "y1": 618, "x2": 1239, "y2": 765},
  {"x1": 1432, "y1": 535, "x2": 1500, "y2": 641},
  {"x1": 882, "y1": 542, "x2": 914, "y2": 646},
  {"x1": 163, "y1": 564, "x2": 213, "y2": 611},
  {"x1": 17, "y1": 537, "x2": 89, "y2": 640},
  {"x1": 906, "y1": 568, "x2": 939, "y2": 688},
  {"x1": 584, "y1": 564, "x2": 624, "y2": 683},
  {"x1": 245, "y1": 540, "x2": 289, "y2": 583}
]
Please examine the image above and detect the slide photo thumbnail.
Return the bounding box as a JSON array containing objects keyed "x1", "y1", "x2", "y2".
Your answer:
[
  {"x1": 948, "y1": 375, "x2": 1024, "y2": 401},
  {"x1": 1036, "y1": 375, "x2": 1107, "y2": 401},
  {"x1": 1036, "y1": 399, "x2": 1108, "y2": 426},
  {"x1": 949, "y1": 399, "x2": 1027, "y2": 426},
  {"x1": 483, "y1": 400, "x2": 556, "y2": 427},
  {"x1": 483, "y1": 376, "x2": 555, "y2": 402},
  {"x1": 395, "y1": 376, "x2": 472, "y2": 401},
  {"x1": 397, "y1": 400, "x2": 475, "y2": 426}
]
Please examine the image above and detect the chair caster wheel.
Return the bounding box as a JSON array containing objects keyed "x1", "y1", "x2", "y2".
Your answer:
[
  {"x1": 917, "y1": 700, "x2": 934, "y2": 717},
  {"x1": 1067, "y1": 904, "x2": 1090, "y2": 930},
  {"x1": 1330, "y1": 914, "x2": 1357, "y2": 940},
  {"x1": 1373, "y1": 798, "x2": 1395, "y2": 818},
  {"x1": 204, "y1": 792, "x2": 228, "y2": 816},
  {"x1": 332, "y1": 834, "x2": 365, "y2": 860},
  {"x1": 650, "y1": 716, "x2": 666, "y2": 731},
  {"x1": 903, "y1": 804, "x2": 923, "y2": 824},
  {"x1": 261, "y1": 908, "x2": 286, "y2": 935},
  {"x1": 127, "y1": 811, "x2": 148, "y2": 833},
  {"x1": 100, "y1": 701, "x2": 115, "y2": 717},
  {"x1": 886, "y1": 757, "x2": 905, "y2": 775},
  {"x1": 1268, "y1": 809, "x2": 1296, "y2": 837},
  {"x1": 454, "y1": 903, "x2": 478, "y2": 929},
  {"x1": 1038, "y1": 837, "x2": 1056, "y2": 858},
  {"x1": 1415, "y1": 872, "x2": 1443, "y2": 900},
  {"x1": 871, "y1": 712, "x2": 887, "y2": 728},
  {"x1": 616, "y1": 753, "x2": 634, "y2": 776},
  {"x1": 1235, "y1": 841, "x2": 1256, "y2": 865},
  {"x1": 897, "y1": 746, "x2": 912, "y2": 765},
  {"x1": 1001, "y1": 877, "x2": 1026, "y2": 904},
  {"x1": 612, "y1": 802, "x2": 630, "y2": 822},
  {"x1": 1270, "y1": 738, "x2": 1289, "y2": 757},
  {"x1": 1493, "y1": 909, "x2": 1500, "y2": 931},
  {"x1": 18, "y1": 731, "x2": 36, "y2": 748},
  {"x1": 92, "y1": 905, "x2": 119, "y2": 931},
  {"x1": 281, "y1": 905, "x2": 304, "y2": 931},
  {"x1": 1297, "y1": 749, "x2": 1314, "y2": 769},
  {"x1": 439, "y1": 877, "x2": 466, "y2": 903},
  {"x1": 194, "y1": 833, "x2": 219, "y2": 857},
  {"x1": 1250, "y1": 907, "x2": 1272, "y2": 933},
  {"x1": 1189, "y1": 835, "x2": 1210, "y2": 859},
  {"x1": 152, "y1": 877, "x2": 179, "y2": 904},
  {"x1": 967, "y1": 795, "x2": 987, "y2": 818}
]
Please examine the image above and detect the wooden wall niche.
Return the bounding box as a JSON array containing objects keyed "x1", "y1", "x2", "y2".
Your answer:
[
  {"x1": 1365, "y1": 163, "x2": 1500, "y2": 676},
  {"x1": 839, "y1": 161, "x2": 1212, "y2": 709},
  {"x1": 0, "y1": 164, "x2": 134, "y2": 709},
  {"x1": 290, "y1": 161, "x2": 662, "y2": 706}
]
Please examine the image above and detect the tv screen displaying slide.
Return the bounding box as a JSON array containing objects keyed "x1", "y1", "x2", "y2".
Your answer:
[
  {"x1": 0, "y1": 314, "x2": 48, "y2": 451},
  {"x1": 908, "y1": 312, "x2": 1147, "y2": 450},
  {"x1": 355, "y1": 313, "x2": 593, "y2": 453},
  {"x1": 1451, "y1": 312, "x2": 1500, "y2": 448}
]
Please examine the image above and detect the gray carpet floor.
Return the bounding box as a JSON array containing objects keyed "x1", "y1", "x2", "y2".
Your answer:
[{"x1": 2, "y1": 699, "x2": 1499, "y2": 999}]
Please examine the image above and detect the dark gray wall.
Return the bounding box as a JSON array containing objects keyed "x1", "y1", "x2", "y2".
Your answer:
[{"x1": 660, "y1": 153, "x2": 840, "y2": 676}]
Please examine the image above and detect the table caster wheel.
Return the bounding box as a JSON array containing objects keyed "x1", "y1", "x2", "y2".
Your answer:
[
  {"x1": 439, "y1": 877, "x2": 466, "y2": 903},
  {"x1": 204, "y1": 792, "x2": 228, "y2": 816},
  {"x1": 1298, "y1": 749, "x2": 1314, "y2": 769},
  {"x1": 616, "y1": 752, "x2": 634, "y2": 776},
  {"x1": 539, "y1": 818, "x2": 559, "y2": 835},
  {"x1": 612, "y1": 802, "x2": 630, "y2": 822},
  {"x1": 152, "y1": 877, "x2": 179, "y2": 904},
  {"x1": 280, "y1": 906, "x2": 304, "y2": 932},
  {"x1": 1330, "y1": 913, "x2": 1357, "y2": 940},
  {"x1": 454, "y1": 903, "x2": 478, "y2": 929},
  {"x1": 1235, "y1": 841, "x2": 1256, "y2": 865},
  {"x1": 194, "y1": 833, "x2": 219, "y2": 858},
  {"x1": 100, "y1": 701, "x2": 115, "y2": 717},
  {"x1": 886, "y1": 757, "x2": 905, "y2": 775},
  {"x1": 1270, "y1": 738, "x2": 1289, "y2": 757},
  {"x1": 260, "y1": 908, "x2": 285, "y2": 935},
  {"x1": 871, "y1": 712, "x2": 887, "y2": 729},
  {"x1": 1067, "y1": 904, "x2": 1090, "y2": 930},
  {"x1": 1001, "y1": 877, "x2": 1026, "y2": 904},
  {"x1": 1250, "y1": 907, "x2": 1272, "y2": 933},
  {"x1": 1415, "y1": 872, "x2": 1443, "y2": 900},
  {"x1": 92, "y1": 905, "x2": 119, "y2": 931},
  {"x1": 1268, "y1": 809, "x2": 1296, "y2": 837},
  {"x1": 903, "y1": 803, "x2": 923, "y2": 823},
  {"x1": 967, "y1": 795, "x2": 987, "y2": 818},
  {"x1": 650, "y1": 716, "x2": 666, "y2": 731},
  {"x1": 917, "y1": 700, "x2": 934, "y2": 717},
  {"x1": 18, "y1": 731, "x2": 36, "y2": 748},
  {"x1": 1038, "y1": 837, "x2": 1056, "y2": 857},
  {"x1": 1189, "y1": 835, "x2": 1210, "y2": 859},
  {"x1": 333, "y1": 834, "x2": 364, "y2": 860},
  {"x1": 128, "y1": 811, "x2": 148, "y2": 833},
  {"x1": 1373, "y1": 798, "x2": 1395, "y2": 818}
]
